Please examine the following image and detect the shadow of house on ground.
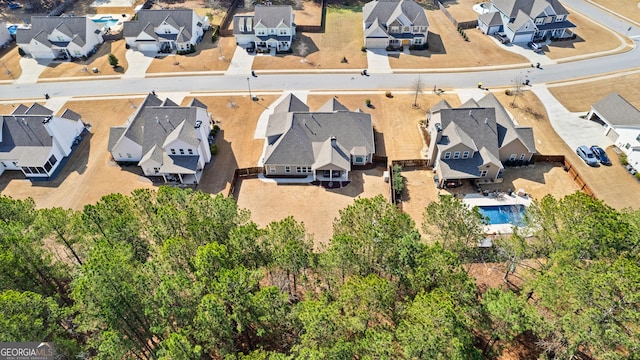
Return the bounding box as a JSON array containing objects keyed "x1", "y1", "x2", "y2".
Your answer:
[
  {"x1": 373, "y1": 128, "x2": 387, "y2": 158},
  {"x1": 546, "y1": 35, "x2": 584, "y2": 50},
  {"x1": 291, "y1": 33, "x2": 320, "y2": 58},
  {"x1": 31, "y1": 131, "x2": 93, "y2": 188},
  {"x1": 197, "y1": 129, "x2": 240, "y2": 195}
]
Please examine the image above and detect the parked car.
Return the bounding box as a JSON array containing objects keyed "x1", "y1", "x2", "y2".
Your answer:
[
  {"x1": 590, "y1": 145, "x2": 611, "y2": 166},
  {"x1": 626, "y1": 164, "x2": 637, "y2": 175},
  {"x1": 493, "y1": 32, "x2": 509, "y2": 44},
  {"x1": 528, "y1": 41, "x2": 542, "y2": 52},
  {"x1": 246, "y1": 41, "x2": 255, "y2": 53},
  {"x1": 576, "y1": 145, "x2": 599, "y2": 167}
]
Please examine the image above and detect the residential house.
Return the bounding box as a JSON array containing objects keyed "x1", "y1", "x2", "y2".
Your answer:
[
  {"x1": 123, "y1": 9, "x2": 209, "y2": 53},
  {"x1": 587, "y1": 92, "x2": 640, "y2": 170},
  {"x1": 261, "y1": 94, "x2": 375, "y2": 185},
  {"x1": 426, "y1": 93, "x2": 536, "y2": 188},
  {"x1": 0, "y1": 103, "x2": 85, "y2": 179},
  {"x1": 233, "y1": 5, "x2": 296, "y2": 52},
  {"x1": 16, "y1": 16, "x2": 104, "y2": 60},
  {"x1": 108, "y1": 94, "x2": 212, "y2": 184},
  {"x1": 362, "y1": 0, "x2": 429, "y2": 49},
  {"x1": 478, "y1": 0, "x2": 575, "y2": 43},
  {"x1": 0, "y1": 22, "x2": 12, "y2": 47}
]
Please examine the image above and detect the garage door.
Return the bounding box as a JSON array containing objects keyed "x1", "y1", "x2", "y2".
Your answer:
[
  {"x1": 605, "y1": 127, "x2": 620, "y2": 143},
  {"x1": 31, "y1": 50, "x2": 55, "y2": 59},
  {"x1": 512, "y1": 33, "x2": 533, "y2": 43},
  {"x1": 137, "y1": 42, "x2": 158, "y2": 52},
  {"x1": 365, "y1": 38, "x2": 388, "y2": 49}
]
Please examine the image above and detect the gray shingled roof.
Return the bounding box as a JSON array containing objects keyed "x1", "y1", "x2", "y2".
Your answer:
[
  {"x1": 160, "y1": 154, "x2": 199, "y2": 173},
  {"x1": 254, "y1": 6, "x2": 294, "y2": 29},
  {"x1": 274, "y1": 93, "x2": 309, "y2": 114},
  {"x1": 592, "y1": 92, "x2": 640, "y2": 127},
  {"x1": 492, "y1": 0, "x2": 568, "y2": 19},
  {"x1": 476, "y1": 92, "x2": 535, "y2": 152},
  {"x1": 317, "y1": 98, "x2": 349, "y2": 112},
  {"x1": 0, "y1": 104, "x2": 76, "y2": 167},
  {"x1": 123, "y1": 10, "x2": 196, "y2": 39},
  {"x1": 479, "y1": 11, "x2": 503, "y2": 27},
  {"x1": 108, "y1": 127, "x2": 126, "y2": 152},
  {"x1": 363, "y1": 0, "x2": 428, "y2": 28},
  {"x1": 16, "y1": 16, "x2": 94, "y2": 47}
]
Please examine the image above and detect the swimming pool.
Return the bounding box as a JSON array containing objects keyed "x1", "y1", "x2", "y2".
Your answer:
[
  {"x1": 92, "y1": 17, "x2": 120, "y2": 29},
  {"x1": 478, "y1": 204, "x2": 525, "y2": 225}
]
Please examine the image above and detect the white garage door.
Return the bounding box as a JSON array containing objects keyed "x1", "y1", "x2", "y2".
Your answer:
[
  {"x1": 137, "y1": 42, "x2": 158, "y2": 52},
  {"x1": 31, "y1": 50, "x2": 55, "y2": 59},
  {"x1": 365, "y1": 38, "x2": 388, "y2": 49},
  {"x1": 512, "y1": 33, "x2": 533, "y2": 43}
]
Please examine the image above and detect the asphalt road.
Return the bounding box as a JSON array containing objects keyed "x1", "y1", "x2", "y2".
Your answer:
[{"x1": 0, "y1": 0, "x2": 639, "y2": 100}]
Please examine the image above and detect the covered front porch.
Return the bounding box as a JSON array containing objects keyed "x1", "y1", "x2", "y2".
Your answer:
[{"x1": 160, "y1": 155, "x2": 202, "y2": 184}]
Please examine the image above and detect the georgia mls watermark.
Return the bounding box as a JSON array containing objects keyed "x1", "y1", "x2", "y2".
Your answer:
[{"x1": 0, "y1": 343, "x2": 55, "y2": 360}]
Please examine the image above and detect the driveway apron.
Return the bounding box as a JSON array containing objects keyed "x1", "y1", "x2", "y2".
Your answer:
[
  {"x1": 365, "y1": 49, "x2": 392, "y2": 74},
  {"x1": 15, "y1": 58, "x2": 49, "y2": 84},
  {"x1": 122, "y1": 50, "x2": 155, "y2": 79}
]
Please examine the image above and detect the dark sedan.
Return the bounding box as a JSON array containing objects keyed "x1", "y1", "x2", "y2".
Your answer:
[{"x1": 590, "y1": 145, "x2": 612, "y2": 166}]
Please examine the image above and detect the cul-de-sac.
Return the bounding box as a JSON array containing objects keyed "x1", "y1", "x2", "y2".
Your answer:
[{"x1": 2, "y1": 0, "x2": 640, "y2": 358}]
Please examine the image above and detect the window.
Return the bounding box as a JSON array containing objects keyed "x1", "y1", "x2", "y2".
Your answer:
[
  {"x1": 44, "y1": 161, "x2": 53, "y2": 172},
  {"x1": 296, "y1": 166, "x2": 311, "y2": 173},
  {"x1": 404, "y1": 26, "x2": 409, "y2": 32},
  {"x1": 36, "y1": 167, "x2": 45, "y2": 174},
  {"x1": 188, "y1": 149, "x2": 193, "y2": 155},
  {"x1": 164, "y1": 28, "x2": 171, "y2": 34},
  {"x1": 391, "y1": 26, "x2": 399, "y2": 33},
  {"x1": 421, "y1": 26, "x2": 427, "y2": 32},
  {"x1": 509, "y1": 154, "x2": 517, "y2": 161},
  {"x1": 444, "y1": 152, "x2": 451, "y2": 159},
  {"x1": 48, "y1": 155, "x2": 57, "y2": 166},
  {"x1": 462, "y1": 151, "x2": 469, "y2": 159},
  {"x1": 520, "y1": 153, "x2": 526, "y2": 160},
  {"x1": 23, "y1": 167, "x2": 31, "y2": 174},
  {"x1": 535, "y1": 17, "x2": 544, "y2": 25},
  {"x1": 555, "y1": 15, "x2": 564, "y2": 22},
  {"x1": 453, "y1": 151, "x2": 460, "y2": 159},
  {"x1": 154, "y1": 167, "x2": 160, "y2": 173},
  {"x1": 279, "y1": 29, "x2": 287, "y2": 35},
  {"x1": 257, "y1": 30, "x2": 266, "y2": 35},
  {"x1": 413, "y1": 27, "x2": 419, "y2": 32},
  {"x1": 414, "y1": 38, "x2": 422, "y2": 45},
  {"x1": 636, "y1": 134, "x2": 640, "y2": 142},
  {"x1": 269, "y1": 166, "x2": 276, "y2": 173},
  {"x1": 171, "y1": 149, "x2": 176, "y2": 155},
  {"x1": 285, "y1": 166, "x2": 291, "y2": 173},
  {"x1": 179, "y1": 149, "x2": 185, "y2": 155},
  {"x1": 355, "y1": 156, "x2": 364, "y2": 163},
  {"x1": 480, "y1": 170, "x2": 488, "y2": 177}
]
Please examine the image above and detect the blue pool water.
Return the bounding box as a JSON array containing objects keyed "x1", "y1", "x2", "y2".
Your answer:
[
  {"x1": 92, "y1": 17, "x2": 119, "y2": 29},
  {"x1": 478, "y1": 205, "x2": 525, "y2": 225}
]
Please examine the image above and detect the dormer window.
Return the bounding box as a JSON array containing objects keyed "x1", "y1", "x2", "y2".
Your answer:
[
  {"x1": 555, "y1": 15, "x2": 564, "y2": 22},
  {"x1": 535, "y1": 17, "x2": 544, "y2": 25},
  {"x1": 462, "y1": 151, "x2": 469, "y2": 159},
  {"x1": 444, "y1": 152, "x2": 451, "y2": 159},
  {"x1": 391, "y1": 26, "x2": 399, "y2": 33},
  {"x1": 453, "y1": 151, "x2": 460, "y2": 159}
]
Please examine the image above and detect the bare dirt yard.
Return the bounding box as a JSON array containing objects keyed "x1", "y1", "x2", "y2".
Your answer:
[
  {"x1": 146, "y1": 35, "x2": 236, "y2": 73},
  {"x1": 0, "y1": 97, "x2": 158, "y2": 210},
  {"x1": 235, "y1": 167, "x2": 389, "y2": 247},
  {"x1": 438, "y1": 0, "x2": 484, "y2": 22},
  {"x1": 0, "y1": 45, "x2": 23, "y2": 81},
  {"x1": 232, "y1": 0, "x2": 323, "y2": 26},
  {"x1": 39, "y1": 39, "x2": 129, "y2": 79},
  {"x1": 544, "y1": 8, "x2": 630, "y2": 60},
  {"x1": 307, "y1": 92, "x2": 461, "y2": 160},
  {"x1": 388, "y1": 10, "x2": 529, "y2": 69},
  {"x1": 252, "y1": 8, "x2": 367, "y2": 71},
  {"x1": 547, "y1": 71, "x2": 640, "y2": 112},
  {"x1": 184, "y1": 94, "x2": 280, "y2": 195},
  {"x1": 592, "y1": 0, "x2": 640, "y2": 24}
]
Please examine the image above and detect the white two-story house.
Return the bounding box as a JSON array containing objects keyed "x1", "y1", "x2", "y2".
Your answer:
[
  {"x1": 478, "y1": 0, "x2": 575, "y2": 43},
  {"x1": 108, "y1": 94, "x2": 212, "y2": 184},
  {"x1": 16, "y1": 16, "x2": 104, "y2": 60},
  {"x1": 0, "y1": 103, "x2": 86, "y2": 180},
  {"x1": 123, "y1": 9, "x2": 209, "y2": 53},
  {"x1": 362, "y1": 0, "x2": 429, "y2": 49},
  {"x1": 233, "y1": 5, "x2": 296, "y2": 52}
]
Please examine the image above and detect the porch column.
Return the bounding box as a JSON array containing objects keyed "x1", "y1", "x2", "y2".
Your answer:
[
  {"x1": 162, "y1": 174, "x2": 167, "y2": 183},
  {"x1": 178, "y1": 174, "x2": 184, "y2": 183}
]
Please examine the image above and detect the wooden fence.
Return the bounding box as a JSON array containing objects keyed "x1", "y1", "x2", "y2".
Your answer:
[
  {"x1": 227, "y1": 167, "x2": 263, "y2": 198},
  {"x1": 436, "y1": 1, "x2": 478, "y2": 29},
  {"x1": 391, "y1": 159, "x2": 429, "y2": 168},
  {"x1": 562, "y1": 157, "x2": 596, "y2": 198},
  {"x1": 533, "y1": 154, "x2": 565, "y2": 163}
]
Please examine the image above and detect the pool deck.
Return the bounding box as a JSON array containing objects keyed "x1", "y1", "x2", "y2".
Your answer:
[{"x1": 463, "y1": 193, "x2": 532, "y2": 235}]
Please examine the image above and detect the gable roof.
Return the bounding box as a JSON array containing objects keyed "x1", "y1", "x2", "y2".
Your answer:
[
  {"x1": 317, "y1": 98, "x2": 349, "y2": 112},
  {"x1": 479, "y1": 11, "x2": 503, "y2": 27},
  {"x1": 263, "y1": 95, "x2": 375, "y2": 167},
  {"x1": 592, "y1": 92, "x2": 640, "y2": 128},
  {"x1": 16, "y1": 17, "x2": 95, "y2": 46},
  {"x1": 492, "y1": 0, "x2": 568, "y2": 19},
  {"x1": 123, "y1": 9, "x2": 197, "y2": 38},
  {"x1": 254, "y1": 6, "x2": 294, "y2": 28},
  {"x1": 363, "y1": 0, "x2": 428, "y2": 28},
  {"x1": 476, "y1": 92, "x2": 535, "y2": 152}
]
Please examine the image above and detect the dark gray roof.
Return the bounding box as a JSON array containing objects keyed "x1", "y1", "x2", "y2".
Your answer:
[
  {"x1": 476, "y1": 92, "x2": 535, "y2": 152},
  {"x1": 123, "y1": 10, "x2": 197, "y2": 38},
  {"x1": 108, "y1": 127, "x2": 126, "y2": 152},
  {"x1": 264, "y1": 110, "x2": 374, "y2": 166},
  {"x1": 61, "y1": 109, "x2": 82, "y2": 121},
  {"x1": 16, "y1": 16, "x2": 94, "y2": 46},
  {"x1": 363, "y1": 0, "x2": 429, "y2": 27},
  {"x1": 479, "y1": 11, "x2": 503, "y2": 27},
  {"x1": 0, "y1": 104, "x2": 77, "y2": 166},
  {"x1": 592, "y1": 92, "x2": 640, "y2": 127},
  {"x1": 254, "y1": 6, "x2": 294, "y2": 29},
  {"x1": 188, "y1": 98, "x2": 207, "y2": 109},
  {"x1": 233, "y1": 15, "x2": 254, "y2": 35},
  {"x1": 160, "y1": 154, "x2": 199, "y2": 174},
  {"x1": 492, "y1": 0, "x2": 568, "y2": 19},
  {"x1": 274, "y1": 93, "x2": 309, "y2": 114},
  {"x1": 317, "y1": 98, "x2": 349, "y2": 112}
]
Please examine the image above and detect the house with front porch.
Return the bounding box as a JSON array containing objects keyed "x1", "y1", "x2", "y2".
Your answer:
[
  {"x1": 233, "y1": 5, "x2": 296, "y2": 53},
  {"x1": 16, "y1": 16, "x2": 104, "y2": 60},
  {"x1": 261, "y1": 94, "x2": 375, "y2": 186},
  {"x1": 362, "y1": 0, "x2": 429, "y2": 50},
  {"x1": 0, "y1": 103, "x2": 86, "y2": 179},
  {"x1": 426, "y1": 93, "x2": 536, "y2": 188},
  {"x1": 478, "y1": 0, "x2": 575, "y2": 44},
  {"x1": 587, "y1": 92, "x2": 640, "y2": 170},
  {"x1": 123, "y1": 9, "x2": 209, "y2": 53},
  {"x1": 108, "y1": 94, "x2": 212, "y2": 184}
]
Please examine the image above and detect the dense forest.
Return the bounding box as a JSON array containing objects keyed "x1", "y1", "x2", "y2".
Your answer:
[{"x1": 0, "y1": 188, "x2": 638, "y2": 359}]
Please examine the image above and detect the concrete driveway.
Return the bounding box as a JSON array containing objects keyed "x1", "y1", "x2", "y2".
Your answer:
[
  {"x1": 531, "y1": 84, "x2": 612, "y2": 151},
  {"x1": 15, "y1": 58, "x2": 50, "y2": 84},
  {"x1": 365, "y1": 49, "x2": 392, "y2": 74},
  {"x1": 225, "y1": 46, "x2": 255, "y2": 75},
  {"x1": 122, "y1": 50, "x2": 155, "y2": 79}
]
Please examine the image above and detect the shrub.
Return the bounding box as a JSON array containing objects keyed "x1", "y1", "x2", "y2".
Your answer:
[
  {"x1": 108, "y1": 53, "x2": 119, "y2": 67},
  {"x1": 341, "y1": 56, "x2": 348, "y2": 63},
  {"x1": 621, "y1": 154, "x2": 628, "y2": 165},
  {"x1": 361, "y1": 46, "x2": 367, "y2": 52},
  {"x1": 210, "y1": 144, "x2": 218, "y2": 155},
  {"x1": 393, "y1": 164, "x2": 404, "y2": 196},
  {"x1": 211, "y1": 26, "x2": 219, "y2": 43},
  {"x1": 385, "y1": 91, "x2": 393, "y2": 98},
  {"x1": 635, "y1": 172, "x2": 640, "y2": 180},
  {"x1": 365, "y1": 98, "x2": 372, "y2": 107},
  {"x1": 505, "y1": 89, "x2": 513, "y2": 96}
]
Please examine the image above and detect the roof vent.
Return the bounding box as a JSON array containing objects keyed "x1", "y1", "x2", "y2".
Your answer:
[
  {"x1": 195, "y1": 120, "x2": 202, "y2": 128},
  {"x1": 42, "y1": 116, "x2": 52, "y2": 124}
]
